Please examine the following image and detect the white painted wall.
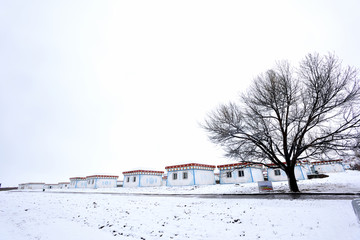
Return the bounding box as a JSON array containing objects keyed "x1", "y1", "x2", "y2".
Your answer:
[
  {"x1": 167, "y1": 170, "x2": 194, "y2": 186},
  {"x1": 44, "y1": 184, "x2": 59, "y2": 189},
  {"x1": 313, "y1": 163, "x2": 345, "y2": 173},
  {"x1": 123, "y1": 175, "x2": 140, "y2": 188},
  {"x1": 25, "y1": 183, "x2": 44, "y2": 190},
  {"x1": 58, "y1": 183, "x2": 69, "y2": 189},
  {"x1": 167, "y1": 170, "x2": 215, "y2": 186},
  {"x1": 86, "y1": 178, "x2": 117, "y2": 189},
  {"x1": 194, "y1": 170, "x2": 215, "y2": 185},
  {"x1": 219, "y1": 167, "x2": 264, "y2": 184},
  {"x1": 267, "y1": 166, "x2": 307, "y2": 182},
  {"x1": 139, "y1": 175, "x2": 162, "y2": 187},
  {"x1": 69, "y1": 180, "x2": 87, "y2": 189}
]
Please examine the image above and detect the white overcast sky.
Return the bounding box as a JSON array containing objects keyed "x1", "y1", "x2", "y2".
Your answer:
[{"x1": 1, "y1": 0, "x2": 360, "y2": 186}]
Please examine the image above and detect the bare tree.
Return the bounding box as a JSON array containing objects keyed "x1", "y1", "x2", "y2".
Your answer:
[{"x1": 203, "y1": 53, "x2": 360, "y2": 192}]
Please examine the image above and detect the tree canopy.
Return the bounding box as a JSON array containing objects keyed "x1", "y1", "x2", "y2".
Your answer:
[{"x1": 203, "y1": 53, "x2": 360, "y2": 192}]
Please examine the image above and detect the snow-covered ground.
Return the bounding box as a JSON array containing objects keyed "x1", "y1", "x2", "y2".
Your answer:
[{"x1": 1, "y1": 171, "x2": 360, "y2": 240}]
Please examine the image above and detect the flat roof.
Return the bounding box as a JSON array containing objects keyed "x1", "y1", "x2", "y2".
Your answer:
[
  {"x1": 122, "y1": 170, "x2": 164, "y2": 175},
  {"x1": 165, "y1": 163, "x2": 216, "y2": 169}
]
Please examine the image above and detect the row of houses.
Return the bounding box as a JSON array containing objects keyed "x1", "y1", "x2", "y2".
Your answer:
[
  {"x1": 18, "y1": 182, "x2": 70, "y2": 190},
  {"x1": 18, "y1": 160, "x2": 345, "y2": 189}
]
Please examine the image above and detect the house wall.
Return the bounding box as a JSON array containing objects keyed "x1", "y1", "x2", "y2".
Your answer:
[
  {"x1": 86, "y1": 178, "x2": 117, "y2": 189},
  {"x1": 313, "y1": 163, "x2": 345, "y2": 173},
  {"x1": 26, "y1": 184, "x2": 44, "y2": 189},
  {"x1": 219, "y1": 167, "x2": 264, "y2": 184},
  {"x1": 302, "y1": 164, "x2": 312, "y2": 175},
  {"x1": 139, "y1": 175, "x2": 162, "y2": 187},
  {"x1": 166, "y1": 169, "x2": 215, "y2": 186},
  {"x1": 267, "y1": 168, "x2": 287, "y2": 181},
  {"x1": 70, "y1": 180, "x2": 87, "y2": 189},
  {"x1": 44, "y1": 185, "x2": 59, "y2": 189},
  {"x1": 267, "y1": 166, "x2": 308, "y2": 181},
  {"x1": 59, "y1": 183, "x2": 69, "y2": 189},
  {"x1": 123, "y1": 175, "x2": 140, "y2": 188}
]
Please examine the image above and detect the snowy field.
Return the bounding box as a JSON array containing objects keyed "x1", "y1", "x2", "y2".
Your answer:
[
  {"x1": 1, "y1": 171, "x2": 360, "y2": 240},
  {"x1": 1, "y1": 191, "x2": 360, "y2": 240}
]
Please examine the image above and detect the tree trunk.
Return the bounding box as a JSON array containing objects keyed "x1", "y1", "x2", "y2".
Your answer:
[{"x1": 286, "y1": 167, "x2": 300, "y2": 192}]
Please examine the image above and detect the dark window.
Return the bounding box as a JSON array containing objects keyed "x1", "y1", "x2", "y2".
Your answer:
[
  {"x1": 226, "y1": 172, "x2": 232, "y2": 178},
  {"x1": 127, "y1": 177, "x2": 130, "y2": 182},
  {"x1": 183, "y1": 172, "x2": 188, "y2": 179},
  {"x1": 173, "y1": 173, "x2": 178, "y2": 180},
  {"x1": 274, "y1": 169, "x2": 281, "y2": 176},
  {"x1": 238, "y1": 170, "x2": 244, "y2": 177},
  {"x1": 133, "y1": 177, "x2": 136, "y2": 182}
]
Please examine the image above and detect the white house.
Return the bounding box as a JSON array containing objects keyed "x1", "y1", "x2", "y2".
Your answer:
[
  {"x1": 86, "y1": 175, "x2": 118, "y2": 189},
  {"x1": 18, "y1": 182, "x2": 45, "y2": 190},
  {"x1": 217, "y1": 163, "x2": 264, "y2": 184},
  {"x1": 267, "y1": 163, "x2": 308, "y2": 181},
  {"x1": 69, "y1": 177, "x2": 87, "y2": 189},
  {"x1": 311, "y1": 159, "x2": 345, "y2": 173},
  {"x1": 165, "y1": 163, "x2": 216, "y2": 187},
  {"x1": 58, "y1": 182, "x2": 70, "y2": 189},
  {"x1": 122, "y1": 170, "x2": 164, "y2": 188}
]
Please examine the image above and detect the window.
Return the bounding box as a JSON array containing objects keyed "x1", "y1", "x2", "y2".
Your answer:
[
  {"x1": 226, "y1": 171, "x2": 232, "y2": 178},
  {"x1": 183, "y1": 172, "x2": 188, "y2": 179},
  {"x1": 173, "y1": 173, "x2": 178, "y2": 180},
  {"x1": 91, "y1": 179, "x2": 95, "y2": 184},
  {"x1": 274, "y1": 169, "x2": 281, "y2": 176},
  {"x1": 126, "y1": 177, "x2": 130, "y2": 182},
  {"x1": 238, "y1": 170, "x2": 244, "y2": 177},
  {"x1": 133, "y1": 177, "x2": 136, "y2": 182}
]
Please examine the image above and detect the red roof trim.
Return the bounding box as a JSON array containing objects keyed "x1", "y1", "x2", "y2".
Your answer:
[
  {"x1": 217, "y1": 162, "x2": 253, "y2": 168},
  {"x1": 122, "y1": 170, "x2": 164, "y2": 175},
  {"x1": 311, "y1": 159, "x2": 343, "y2": 164},
  {"x1": 69, "y1": 177, "x2": 86, "y2": 180},
  {"x1": 86, "y1": 175, "x2": 119, "y2": 179},
  {"x1": 165, "y1": 163, "x2": 216, "y2": 169}
]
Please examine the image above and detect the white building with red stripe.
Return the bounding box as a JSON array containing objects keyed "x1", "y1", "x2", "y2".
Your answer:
[
  {"x1": 311, "y1": 159, "x2": 345, "y2": 173},
  {"x1": 69, "y1": 177, "x2": 87, "y2": 189},
  {"x1": 122, "y1": 170, "x2": 164, "y2": 188},
  {"x1": 217, "y1": 163, "x2": 264, "y2": 184},
  {"x1": 165, "y1": 163, "x2": 216, "y2": 187},
  {"x1": 267, "y1": 163, "x2": 308, "y2": 181},
  {"x1": 85, "y1": 175, "x2": 118, "y2": 189}
]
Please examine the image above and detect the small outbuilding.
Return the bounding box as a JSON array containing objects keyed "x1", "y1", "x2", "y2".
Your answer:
[
  {"x1": 18, "y1": 182, "x2": 45, "y2": 190},
  {"x1": 69, "y1": 177, "x2": 87, "y2": 189},
  {"x1": 267, "y1": 163, "x2": 308, "y2": 181},
  {"x1": 122, "y1": 170, "x2": 164, "y2": 188},
  {"x1": 165, "y1": 163, "x2": 216, "y2": 187},
  {"x1": 85, "y1": 175, "x2": 118, "y2": 189},
  {"x1": 311, "y1": 159, "x2": 345, "y2": 173},
  {"x1": 217, "y1": 163, "x2": 264, "y2": 184}
]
